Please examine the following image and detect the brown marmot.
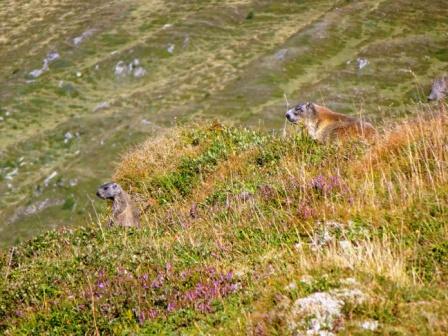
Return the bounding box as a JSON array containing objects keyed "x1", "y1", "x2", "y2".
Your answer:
[
  {"x1": 285, "y1": 102, "x2": 376, "y2": 142},
  {"x1": 96, "y1": 182, "x2": 140, "y2": 227}
]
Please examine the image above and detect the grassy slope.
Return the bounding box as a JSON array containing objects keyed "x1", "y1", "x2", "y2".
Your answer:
[
  {"x1": 1, "y1": 104, "x2": 447, "y2": 334},
  {"x1": 1, "y1": 0, "x2": 448, "y2": 247}
]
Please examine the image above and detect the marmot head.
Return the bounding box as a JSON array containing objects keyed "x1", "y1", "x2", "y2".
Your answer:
[
  {"x1": 285, "y1": 102, "x2": 315, "y2": 123},
  {"x1": 428, "y1": 77, "x2": 447, "y2": 101},
  {"x1": 96, "y1": 182, "x2": 123, "y2": 200}
]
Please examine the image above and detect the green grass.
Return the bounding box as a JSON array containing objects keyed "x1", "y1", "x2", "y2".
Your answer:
[
  {"x1": 1, "y1": 109, "x2": 448, "y2": 334},
  {"x1": 0, "y1": 0, "x2": 448, "y2": 333},
  {"x1": 1, "y1": 0, "x2": 448, "y2": 246}
]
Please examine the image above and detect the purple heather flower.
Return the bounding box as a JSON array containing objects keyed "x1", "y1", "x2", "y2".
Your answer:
[
  {"x1": 311, "y1": 175, "x2": 325, "y2": 189},
  {"x1": 138, "y1": 312, "x2": 146, "y2": 325},
  {"x1": 206, "y1": 266, "x2": 216, "y2": 276},
  {"x1": 196, "y1": 301, "x2": 213, "y2": 314},
  {"x1": 297, "y1": 202, "x2": 316, "y2": 219},
  {"x1": 151, "y1": 273, "x2": 165, "y2": 288},
  {"x1": 180, "y1": 270, "x2": 190, "y2": 281},
  {"x1": 167, "y1": 302, "x2": 177, "y2": 312},
  {"x1": 148, "y1": 309, "x2": 158, "y2": 319}
]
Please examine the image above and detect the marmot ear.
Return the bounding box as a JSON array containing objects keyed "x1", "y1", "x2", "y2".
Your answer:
[{"x1": 306, "y1": 102, "x2": 314, "y2": 110}]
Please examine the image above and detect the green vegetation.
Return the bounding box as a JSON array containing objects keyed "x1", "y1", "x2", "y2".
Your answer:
[
  {"x1": 1, "y1": 0, "x2": 448, "y2": 246},
  {"x1": 1, "y1": 107, "x2": 447, "y2": 334},
  {"x1": 1, "y1": 0, "x2": 447, "y2": 334}
]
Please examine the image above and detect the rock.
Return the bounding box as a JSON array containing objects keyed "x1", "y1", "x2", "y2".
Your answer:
[
  {"x1": 275, "y1": 48, "x2": 288, "y2": 61},
  {"x1": 133, "y1": 67, "x2": 146, "y2": 78},
  {"x1": 29, "y1": 68, "x2": 46, "y2": 78},
  {"x1": 64, "y1": 132, "x2": 74, "y2": 144},
  {"x1": 45, "y1": 51, "x2": 60, "y2": 63},
  {"x1": 132, "y1": 58, "x2": 140, "y2": 67},
  {"x1": 167, "y1": 44, "x2": 175, "y2": 54},
  {"x1": 44, "y1": 171, "x2": 58, "y2": 187},
  {"x1": 93, "y1": 101, "x2": 110, "y2": 112},
  {"x1": 73, "y1": 29, "x2": 95, "y2": 46},
  {"x1": 340, "y1": 277, "x2": 359, "y2": 287},
  {"x1": 428, "y1": 76, "x2": 447, "y2": 101},
  {"x1": 68, "y1": 179, "x2": 79, "y2": 187},
  {"x1": 339, "y1": 240, "x2": 352, "y2": 251},
  {"x1": 357, "y1": 58, "x2": 368, "y2": 70},
  {"x1": 311, "y1": 227, "x2": 333, "y2": 251},
  {"x1": 288, "y1": 277, "x2": 369, "y2": 335},
  {"x1": 7, "y1": 198, "x2": 64, "y2": 224},
  {"x1": 284, "y1": 282, "x2": 297, "y2": 291},
  {"x1": 114, "y1": 61, "x2": 128, "y2": 77},
  {"x1": 141, "y1": 119, "x2": 152, "y2": 125},
  {"x1": 162, "y1": 24, "x2": 173, "y2": 29},
  {"x1": 289, "y1": 292, "x2": 344, "y2": 335},
  {"x1": 332, "y1": 288, "x2": 367, "y2": 305},
  {"x1": 183, "y1": 34, "x2": 190, "y2": 48},
  {"x1": 299, "y1": 275, "x2": 314, "y2": 285},
  {"x1": 115, "y1": 59, "x2": 146, "y2": 78},
  {"x1": 29, "y1": 51, "x2": 60, "y2": 78},
  {"x1": 360, "y1": 320, "x2": 379, "y2": 331},
  {"x1": 5, "y1": 168, "x2": 18, "y2": 181}
]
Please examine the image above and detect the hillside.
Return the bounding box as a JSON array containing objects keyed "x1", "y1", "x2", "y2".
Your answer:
[
  {"x1": 1, "y1": 106, "x2": 447, "y2": 334},
  {"x1": 1, "y1": 0, "x2": 448, "y2": 247}
]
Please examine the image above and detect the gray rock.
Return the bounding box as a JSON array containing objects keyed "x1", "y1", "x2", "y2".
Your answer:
[
  {"x1": 45, "y1": 51, "x2": 60, "y2": 63},
  {"x1": 183, "y1": 34, "x2": 190, "y2": 48},
  {"x1": 133, "y1": 67, "x2": 146, "y2": 78},
  {"x1": 115, "y1": 59, "x2": 146, "y2": 78},
  {"x1": 167, "y1": 44, "x2": 175, "y2": 54},
  {"x1": 357, "y1": 58, "x2": 368, "y2": 70},
  {"x1": 44, "y1": 171, "x2": 58, "y2": 187},
  {"x1": 360, "y1": 320, "x2": 379, "y2": 331},
  {"x1": 275, "y1": 48, "x2": 288, "y2": 61},
  {"x1": 28, "y1": 52, "x2": 59, "y2": 78},
  {"x1": 73, "y1": 29, "x2": 95, "y2": 46},
  {"x1": 64, "y1": 132, "x2": 74, "y2": 144},
  {"x1": 114, "y1": 61, "x2": 128, "y2": 77},
  {"x1": 428, "y1": 76, "x2": 447, "y2": 101},
  {"x1": 93, "y1": 101, "x2": 110, "y2": 112}
]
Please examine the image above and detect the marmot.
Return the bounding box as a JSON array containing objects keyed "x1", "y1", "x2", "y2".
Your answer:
[
  {"x1": 285, "y1": 102, "x2": 376, "y2": 142},
  {"x1": 428, "y1": 76, "x2": 447, "y2": 101},
  {"x1": 96, "y1": 182, "x2": 140, "y2": 227}
]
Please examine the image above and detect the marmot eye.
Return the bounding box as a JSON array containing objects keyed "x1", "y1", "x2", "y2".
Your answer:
[{"x1": 113, "y1": 185, "x2": 117, "y2": 189}]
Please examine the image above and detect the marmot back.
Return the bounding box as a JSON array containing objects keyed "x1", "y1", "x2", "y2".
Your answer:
[{"x1": 285, "y1": 102, "x2": 376, "y2": 142}]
